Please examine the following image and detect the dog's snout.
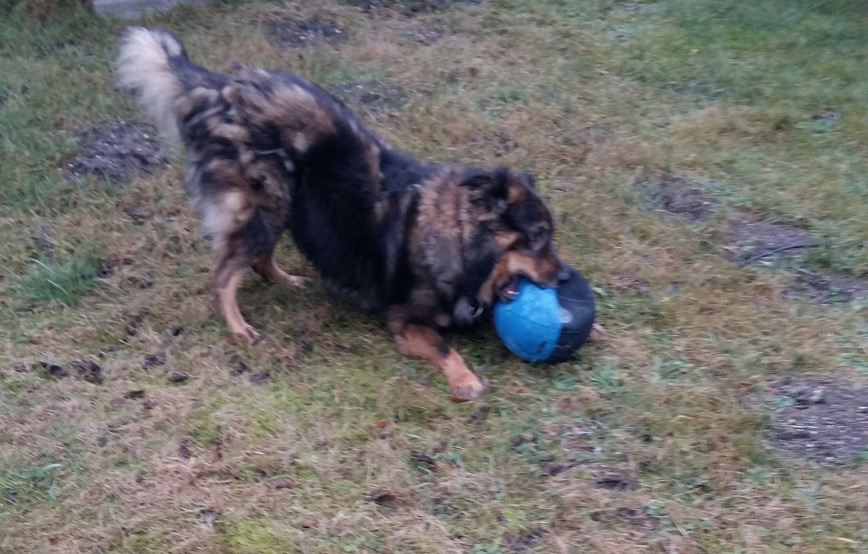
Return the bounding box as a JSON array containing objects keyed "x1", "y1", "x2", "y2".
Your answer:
[{"x1": 557, "y1": 264, "x2": 570, "y2": 282}]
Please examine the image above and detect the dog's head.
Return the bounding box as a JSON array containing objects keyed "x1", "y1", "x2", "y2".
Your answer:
[{"x1": 453, "y1": 166, "x2": 566, "y2": 324}]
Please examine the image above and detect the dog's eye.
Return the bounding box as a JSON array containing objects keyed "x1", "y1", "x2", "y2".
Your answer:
[{"x1": 531, "y1": 228, "x2": 547, "y2": 242}]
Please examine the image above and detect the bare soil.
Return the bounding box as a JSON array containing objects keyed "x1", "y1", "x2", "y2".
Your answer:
[
  {"x1": 64, "y1": 118, "x2": 165, "y2": 185},
  {"x1": 784, "y1": 270, "x2": 868, "y2": 304},
  {"x1": 263, "y1": 19, "x2": 346, "y2": 47},
  {"x1": 634, "y1": 175, "x2": 718, "y2": 223},
  {"x1": 722, "y1": 217, "x2": 815, "y2": 264},
  {"x1": 811, "y1": 109, "x2": 840, "y2": 125},
  {"x1": 345, "y1": 0, "x2": 481, "y2": 15},
  {"x1": 760, "y1": 378, "x2": 868, "y2": 464}
]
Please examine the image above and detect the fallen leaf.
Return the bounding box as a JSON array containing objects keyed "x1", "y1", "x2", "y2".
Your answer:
[
  {"x1": 231, "y1": 361, "x2": 250, "y2": 376},
  {"x1": 40, "y1": 361, "x2": 67, "y2": 378},
  {"x1": 71, "y1": 359, "x2": 102, "y2": 383},
  {"x1": 364, "y1": 489, "x2": 403, "y2": 508},
  {"x1": 142, "y1": 352, "x2": 166, "y2": 370},
  {"x1": 410, "y1": 450, "x2": 440, "y2": 471}
]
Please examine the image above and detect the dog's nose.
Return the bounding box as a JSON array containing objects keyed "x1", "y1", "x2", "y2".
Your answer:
[{"x1": 557, "y1": 264, "x2": 570, "y2": 282}]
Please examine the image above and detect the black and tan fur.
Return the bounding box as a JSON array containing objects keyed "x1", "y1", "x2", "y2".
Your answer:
[{"x1": 116, "y1": 27, "x2": 567, "y2": 401}]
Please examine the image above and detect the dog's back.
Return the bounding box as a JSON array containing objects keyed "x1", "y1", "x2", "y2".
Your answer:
[{"x1": 115, "y1": 27, "x2": 432, "y2": 311}]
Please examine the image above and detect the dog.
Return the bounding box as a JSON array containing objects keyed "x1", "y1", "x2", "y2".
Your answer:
[{"x1": 116, "y1": 27, "x2": 570, "y2": 401}]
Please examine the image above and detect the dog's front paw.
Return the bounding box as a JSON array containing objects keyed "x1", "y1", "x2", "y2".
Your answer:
[
  {"x1": 450, "y1": 376, "x2": 490, "y2": 403},
  {"x1": 232, "y1": 325, "x2": 262, "y2": 345}
]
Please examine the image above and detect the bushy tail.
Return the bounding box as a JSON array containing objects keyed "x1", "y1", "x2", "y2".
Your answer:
[{"x1": 115, "y1": 27, "x2": 192, "y2": 147}]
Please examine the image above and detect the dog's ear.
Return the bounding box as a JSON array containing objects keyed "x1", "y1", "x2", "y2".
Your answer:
[
  {"x1": 460, "y1": 166, "x2": 511, "y2": 217},
  {"x1": 516, "y1": 171, "x2": 536, "y2": 190}
]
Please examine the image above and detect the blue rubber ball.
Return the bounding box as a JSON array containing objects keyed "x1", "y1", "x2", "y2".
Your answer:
[{"x1": 493, "y1": 265, "x2": 595, "y2": 363}]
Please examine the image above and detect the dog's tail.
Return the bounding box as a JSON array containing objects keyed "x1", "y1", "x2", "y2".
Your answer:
[{"x1": 115, "y1": 27, "x2": 224, "y2": 147}]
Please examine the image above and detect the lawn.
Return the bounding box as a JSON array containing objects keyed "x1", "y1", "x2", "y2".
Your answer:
[{"x1": 2, "y1": 0, "x2": 868, "y2": 552}]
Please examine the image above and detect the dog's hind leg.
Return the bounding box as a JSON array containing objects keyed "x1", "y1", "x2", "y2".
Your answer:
[
  {"x1": 389, "y1": 313, "x2": 488, "y2": 402},
  {"x1": 252, "y1": 244, "x2": 310, "y2": 289},
  {"x1": 211, "y1": 242, "x2": 261, "y2": 345}
]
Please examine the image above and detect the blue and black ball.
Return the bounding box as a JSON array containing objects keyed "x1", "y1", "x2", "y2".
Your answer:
[{"x1": 493, "y1": 265, "x2": 596, "y2": 363}]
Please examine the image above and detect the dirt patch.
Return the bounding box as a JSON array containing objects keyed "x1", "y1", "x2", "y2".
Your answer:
[
  {"x1": 263, "y1": 19, "x2": 346, "y2": 47},
  {"x1": 65, "y1": 119, "x2": 165, "y2": 185},
  {"x1": 784, "y1": 270, "x2": 868, "y2": 304},
  {"x1": 327, "y1": 81, "x2": 407, "y2": 113},
  {"x1": 723, "y1": 216, "x2": 868, "y2": 303},
  {"x1": 402, "y1": 27, "x2": 444, "y2": 45},
  {"x1": 759, "y1": 378, "x2": 868, "y2": 464},
  {"x1": 343, "y1": 0, "x2": 391, "y2": 10},
  {"x1": 345, "y1": 0, "x2": 481, "y2": 14},
  {"x1": 634, "y1": 175, "x2": 718, "y2": 223},
  {"x1": 811, "y1": 109, "x2": 840, "y2": 125},
  {"x1": 405, "y1": 0, "x2": 482, "y2": 14},
  {"x1": 722, "y1": 218, "x2": 816, "y2": 265}
]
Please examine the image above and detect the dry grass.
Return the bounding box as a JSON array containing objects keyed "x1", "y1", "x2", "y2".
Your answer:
[{"x1": 2, "y1": 0, "x2": 868, "y2": 552}]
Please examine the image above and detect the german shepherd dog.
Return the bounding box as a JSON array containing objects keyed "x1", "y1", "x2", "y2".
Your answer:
[{"x1": 116, "y1": 27, "x2": 568, "y2": 401}]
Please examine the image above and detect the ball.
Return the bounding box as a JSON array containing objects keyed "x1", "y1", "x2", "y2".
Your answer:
[{"x1": 493, "y1": 265, "x2": 596, "y2": 363}]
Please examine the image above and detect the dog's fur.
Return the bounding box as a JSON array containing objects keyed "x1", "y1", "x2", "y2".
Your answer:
[{"x1": 116, "y1": 27, "x2": 567, "y2": 400}]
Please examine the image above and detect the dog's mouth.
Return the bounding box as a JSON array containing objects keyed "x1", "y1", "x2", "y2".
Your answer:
[{"x1": 498, "y1": 274, "x2": 522, "y2": 302}]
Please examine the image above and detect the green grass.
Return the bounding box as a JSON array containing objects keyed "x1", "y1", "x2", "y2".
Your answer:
[
  {"x1": 2, "y1": 0, "x2": 868, "y2": 552},
  {"x1": 13, "y1": 255, "x2": 100, "y2": 306}
]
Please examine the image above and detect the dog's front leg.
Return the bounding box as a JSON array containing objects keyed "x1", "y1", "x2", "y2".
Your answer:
[{"x1": 389, "y1": 315, "x2": 487, "y2": 402}]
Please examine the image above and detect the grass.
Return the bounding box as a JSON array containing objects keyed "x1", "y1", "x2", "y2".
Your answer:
[
  {"x1": 2, "y1": 0, "x2": 868, "y2": 552},
  {"x1": 13, "y1": 256, "x2": 101, "y2": 306}
]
